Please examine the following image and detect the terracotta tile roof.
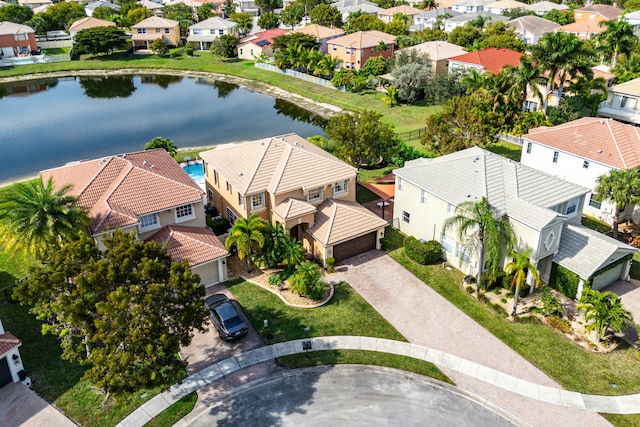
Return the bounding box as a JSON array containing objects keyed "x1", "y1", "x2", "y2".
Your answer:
[
  {"x1": 199, "y1": 134, "x2": 357, "y2": 196},
  {"x1": 294, "y1": 24, "x2": 345, "y2": 39},
  {"x1": 484, "y1": 0, "x2": 527, "y2": 10},
  {"x1": 377, "y1": 5, "x2": 424, "y2": 16},
  {"x1": 146, "y1": 225, "x2": 228, "y2": 266},
  {"x1": 69, "y1": 17, "x2": 115, "y2": 32},
  {"x1": 272, "y1": 198, "x2": 317, "y2": 221},
  {"x1": 575, "y1": 4, "x2": 622, "y2": 20},
  {"x1": 239, "y1": 28, "x2": 289, "y2": 47},
  {"x1": 555, "y1": 21, "x2": 605, "y2": 36},
  {"x1": 328, "y1": 30, "x2": 396, "y2": 49},
  {"x1": 307, "y1": 199, "x2": 387, "y2": 246},
  {"x1": 524, "y1": 117, "x2": 640, "y2": 170},
  {"x1": 448, "y1": 47, "x2": 523, "y2": 74},
  {"x1": 41, "y1": 149, "x2": 204, "y2": 234},
  {"x1": 0, "y1": 333, "x2": 21, "y2": 356}
]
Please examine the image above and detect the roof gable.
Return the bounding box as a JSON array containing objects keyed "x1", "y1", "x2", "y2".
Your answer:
[
  {"x1": 507, "y1": 15, "x2": 559, "y2": 34},
  {"x1": 405, "y1": 41, "x2": 466, "y2": 60},
  {"x1": 575, "y1": 4, "x2": 622, "y2": 20},
  {"x1": 146, "y1": 225, "x2": 229, "y2": 266},
  {"x1": 294, "y1": 23, "x2": 345, "y2": 39},
  {"x1": 132, "y1": 16, "x2": 179, "y2": 28},
  {"x1": 307, "y1": 199, "x2": 387, "y2": 245},
  {"x1": 448, "y1": 47, "x2": 523, "y2": 74},
  {"x1": 328, "y1": 30, "x2": 396, "y2": 48}
]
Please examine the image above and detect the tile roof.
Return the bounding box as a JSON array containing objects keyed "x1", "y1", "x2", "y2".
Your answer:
[
  {"x1": 555, "y1": 21, "x2": 606, "y2": 36},
  {"x1": 451, "y1": 0, "x2": 493, "y2": 6},
  {"x1": 507, "y1": 15, "x2": 559, "y2": 35},
  {"x1": 414, "y1": 8, "x2": 461, "y2": 19},
  {"x1": 85, "y1": 1, "x2": 120, "y2": 11},
  {"x1": 69, "y1": 17, "x2": 116, "y2": 32},
  {"x1": 554, "y1": 224, "x2": 636, "y2": 279},
  {"x1": 132, "y1": 16, "x2": 179, "y2": 29},
  {"x1": 0, "y1": 21, "x2": 35, "y2": 35},
  {"x1": 328, "y1": 30, "x2": 396, "y2": 49},
  {"x1": 0, "y1": 333, "x2": 21, "y2": 356},
  {"x1": 307, "y1": 199, "x2": 387, "y2": 245},
  {"x1": 524, "y1": 117, "x2": 640, "y2": 170},
  {"x1": 294, "y1": 24, "x2": 345, "y2": 39},
  {"x1": 199, "y1": 134, "x2": 357, "y2": 196},
  {"x1": 138, "y1": 0, "x2": 164, "y2": 9},
  {"x1": 394, "y1": 147, "x2": 590, "y2": 230},
  {"x1": 189, "y1": 16, "x2": 236, "y2": 30},
  {"x1": 524, "y1": 1, "x2": 568, "y2": 12},
  {"x1": 445, "y1": 11, "x2": 508, "y2": 24},
  {"x1": 146, "y1": 225, "x2": 229, "y2": 266},
  {"x1": 484, "y1": 0, "x2": 527, "y2": 9},
  {"x1": 448, "y1": 47, "x2": 523, "y2": 74},
  {"x1": 575, "y1": 4, "x2": 622, "y2": 20},
  {"x1": 41, "y1": 149, "x2": 204, "y2": 234},
  {"x1": 404, "y1": 41, "x2": 466, "y2": 61},
  {"x1": 377, "y1": 5, "x2": 424, "y2": 16},
  {"x1": 239, "y1": 28, "x2": 289, "y2": 47},
  {"x1": 608, "y1": 77, "x2": 640, "y2": 97},
  {"x1": 272, "y1": 198, "x2": 317, "y2": 221}
]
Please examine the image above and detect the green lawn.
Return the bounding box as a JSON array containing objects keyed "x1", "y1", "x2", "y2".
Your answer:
[
  {"x1": 488, "y1": 140, "x2": 522, "y2": 161},
  {"x1": 145, "y1": 392, "x2": 198, "y2": 427},
  {"x1": 226, "y1": 279, "x2": 451, "y2": 384}
]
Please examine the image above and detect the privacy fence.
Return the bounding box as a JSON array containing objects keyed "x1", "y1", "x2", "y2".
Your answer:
[{"x1": 255, "y1": 62, "x2": 345, "y2": 92}]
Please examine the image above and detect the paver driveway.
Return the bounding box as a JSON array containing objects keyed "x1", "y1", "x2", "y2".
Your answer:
[{"x1": 329, "y1": 250, "x2": 611, "y2": 427}]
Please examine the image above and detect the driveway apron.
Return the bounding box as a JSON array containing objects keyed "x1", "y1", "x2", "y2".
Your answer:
[{"x1": 329, "y1": 250, "x2": 611, "y2": 427}]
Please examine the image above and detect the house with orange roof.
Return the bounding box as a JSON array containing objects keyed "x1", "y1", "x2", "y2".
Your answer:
[
  {"x1": 0, "y1": 319, "x2": 26, "y2": 388},
  {"x1": 447, "y1": 47, "x2": 522, "y2": 74},
  {"x1": 521, "y1": 117, "x2": 640, "y2": 226},
  {"x1": 40, "y1": 149, "x2": 230, "y2": 287},
  {"x1": 554, "y1": 4, "x2": 622, "y2": 40},
  {"x1": 69, "y1": 17, "x2": 116, "y2": 39},
  {"x1": 293, "y1": 24, "x2": 345, "y2": 54},
  {"x1": 131, "y1": 16, "x2": 180, "y2": 51},
  {"x1": 554, "y1": 21, "x2": 605, "y2": 40},
  {"x1": 376, "y1": 5, "x2": 424, "y2": 24},
  {"x1": 199, "y1": 134, "x2": 387, "y2": 263},
  {"x1": 238, "y1": 28, "x2": 288, "y2": 60},
  {"x1": 326, "y1": 30, "x2": 396, "y2": 71}
]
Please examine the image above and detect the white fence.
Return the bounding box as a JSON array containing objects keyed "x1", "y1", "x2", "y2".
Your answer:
[
  {"x1": 499, "y1": 134, "x2": 523, "y2": 146},
  {"x1": 37, "y1": 40, "x2": 72, "y2": 49},
  {"x1": 255, "y1": 62, "x2": 345, "y2": 92}
]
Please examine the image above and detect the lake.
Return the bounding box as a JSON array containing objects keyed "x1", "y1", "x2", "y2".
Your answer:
[{"x1": 0, "y1": 74, "x2": 326, "y2": 185}]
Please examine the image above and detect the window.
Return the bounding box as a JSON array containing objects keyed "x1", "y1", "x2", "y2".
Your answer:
[
  {"x1": 371, "y1": 47, "x2": 375, "y2": 53},
  {"x1": 345, "y1": 48, "x2": 350, "y2": 54},
  {"x1": 193, "y1": 29, "x2": 202, "y2": 35},
  {"x1": 251, "y1": 193, "x2": 264, "y2": 210},
  {"x1": 226, "y1": 207, "x2": 238, "y2": 224},
  {"x1": 156, "y1": 28, "x2": 161, "y2": 33},
  {"x1": 441, "y1": 234, "x2": 454, "y2": 253},
  {"x1": 137, "y1": 28, "x2": 147, "y2": 34},
  {"x1": 238, "y1": 193, "x2": 244, "y2": 207},
  {"x1": 165, "y1": 28, "x2": 170, "y2": 34},
  {"x1": 566, "y1": 198, "x2": 578, "y2": 216},
  {"x1": 250, "y1": 49, "x2": 254, "y2": 56},
  {"x1": 240, "y1": 48, "x2": 243, "y2": 55},
  {"x1": 345, "y1": 63, "x2": 350, "y2": 69},
  {"x1": 448, "y1": 203, "x2": 455, "y2": 214},
  {"x1": 583, "y1": 160, "x2": 589, "y2": 169},
  {"x1": 219, "y1": 29, "x2": 224, "y2": 35},
  {"x1": 421, "y1": 190, "x2": 427, "y2": 204},
  {"x1": 226, "y1": 181, "x2": 232, "y2": 193},
  {"x1": 351, "y1": 62, "x2": 355, "y2": 69},
  {"x1": 333, "y1": 179, "x2": 349, "y2": 196},
  {"x1": 333, "y1": 45, "x2": 337, "y2": 51},
  {"x1": 552, "y1": 151, "x2": 559, "y2": 163},
  {"x1": 456, "y1": 242, "x2": 470, "y2": 262},
  {"x1": 526, "y1": 142, "x2": 532, "y2": 154},
  {"x1": 307, "y1": 187, "x2": 323, "y2": 202},
  {"x1": 175, "y1": 203, "x2": 195, "y2": 222},
  {"x1": 397, "y1": 177, "x2": 404, "y2": 191},
  {"x1": 589, "y1": 194, "x2": 602, "y2": 209},
  {"x1": 139, "y1": 213, "x2": 159, "y2": 230},
  {"x1": 403, "y1": 211, "x2": 410, "y2": 223},
  {"x1": 214, "y1": 170, "x2": 219, "y2": 186}
]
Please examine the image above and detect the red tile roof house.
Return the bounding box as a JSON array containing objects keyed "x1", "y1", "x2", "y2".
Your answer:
[
  {"x1": 237, "y1": 28, "x2": 289, "y2": 60},
  {"x1": 447, "y1": 47, "x2": 523, "y2": 74},
  {"x1": 0, "y1": 319, "x2": 25, "y2": 388},
  {"x1": 520, "y1": 117, "x2": 640, "y2": 226},
  {"x1": 40, "y1": 149, "x2": 230, "y2": 287}
]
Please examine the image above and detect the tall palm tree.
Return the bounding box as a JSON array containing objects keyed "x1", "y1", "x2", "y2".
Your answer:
[
  {"x1": 504, "y1": 56, "x2": 543, "y2": 111},
  {"x1": 0, "y1": 177, "x2": 89, "y2": 259},
  {"x1": 577, "y1": 289, "x2": 633, "y2": 342},
  {"x1": 504, "y1": 248, "x2": 540, "y2": 316},
  {"x1": 613, "y1": 53, "x2": 640, "y2": 83},
  {"x1": 594, "y1": 168, "x2": 640, "y2": 240},
  {"x1": 443, "y1": 197, "x2": 515, "y2": 293},
  {"x1": 225, "y1": 214, "x2": 266, "y2": 272},
  {"x1": 531, "y1": 32, "x2": 594, "y2": 112},
  {"x1": 595, "y1": 18, "x2": 637, "y2": 69},
  {"x1": 566, "y1": 76, "x2": 607, "y2": 98},
  {"x1": 461, "y1": 68, "x2": 486, "y2": 94}
]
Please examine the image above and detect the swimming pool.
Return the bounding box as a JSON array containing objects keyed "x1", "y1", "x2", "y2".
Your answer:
[{"x1": 182, "y1": 161, "x2": 205, "y2": 189}]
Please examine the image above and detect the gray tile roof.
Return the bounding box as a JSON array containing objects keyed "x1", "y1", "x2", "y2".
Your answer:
[
  {"x1": 524, "y1": 0, "x2": 568, "y2": 13},
  {"x1": 553, "y1": 224, "x2": 636, "y2": 279},
  {"x1": 394, "y1": 147, "x2": 590, "y2": 230},
  {"x1": 415, "y1": 8, "x2": 462, "y2": 19},
  {"x1": 446, "y1": 11, "x2": 508, "y2": 23},
  {"x1": 189, "y1": 17, "x2": 237, "y2": 30},
  {"x1": 507, "y1": 15, "x2": 559, "y2": 35}
]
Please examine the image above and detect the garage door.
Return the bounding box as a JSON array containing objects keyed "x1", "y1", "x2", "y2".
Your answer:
[
  {"x1": 333, "y1": 232, "x2": 377, "y2": 262},
  {"x1": 591, "y1": 262, "x2": 624, "y2": 291},
  {"x1": 0, "y1": 357, "x2": 11, "y2": 388},
  {"x1": 193, "y1": 263, "x2": 220, "y2": 288}
]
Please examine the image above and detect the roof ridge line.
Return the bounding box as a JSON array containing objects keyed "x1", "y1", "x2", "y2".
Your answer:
[
  {"x1": 243, "y1": 137, "x2": 272, "y2": 193},
  {"x1": 271, "y1": 142, "x2": 293, "y2": 193},
  {"x1": 606, "y1": 121, "x2": 628, "y2": 169},
  {"x1": 325, "y1": 201, "x2": 338, "y2": 244},
  {"x1": 93, "y1": 161, "x2": 134, "y2": 232},
  {"x1": 170, "y1": 227, "x2": 221, "y2": 250}
]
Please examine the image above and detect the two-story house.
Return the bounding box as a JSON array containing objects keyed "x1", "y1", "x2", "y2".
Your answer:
[
  {"x1": 294, "y1": 24, "x2": 345, "y2": 55},
  {"x1": 238, "y1": 28, "x2": 288, "y2": 60},
  {"x1": 411, "y1": 9, "x2": 462, "y2": 31},
  {"x1": 402, "y1": 41, "x2": 466, "y2": 75},
  {"x1": 555, "y1": 4, "x2": 621, "y2": 40},
  {"x1": 447, "y1": 47, "x2": 522, "y2": 74},
  {"x1": 0, "y1": 21, "x2": 37, "y2": 58},
  {"x1": 393, "y1": 147, "x2": 635, "y2": 295},
  {"x1": 131, "y1": 17, "x2": 180, "y2": 51},
  {"x1": 507, "y1": 15, "x2": 559, "y2": 45},
  {"x1": 199, "y1": 134, "x2": 387, "y2": 263},
  {"x1": 69, "y1": 17, "x2": 116, "y2": 40},
  {"x1": 326, "y1": 30, "x2": 395, "y2": 71},
  {"x1": 187, "y1": 17, "x2": 237, "y2": 51},
  {"x1": 520, "y1": 117, "x2": 640, "y2": 226},
  {"x1": 40, "y1": 149, "x2": 229, "y2": 287},
  {"x1": 332, "y1": 0, "x2": 383, "y2": 21},
  {"x1": 376, "y1": 5, "x2": 424, "y2": 24},
  {"x1": 451, "y1": 0, "x2": 493, "y2": 14},
  {"x1": 598, "y1": 78, "x2": 640, "y2": 126}
]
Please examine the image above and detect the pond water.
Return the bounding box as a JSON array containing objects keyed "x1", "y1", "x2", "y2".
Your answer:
[{"x1": 0, "y1": 74, "x2": 326, "y2": 185}]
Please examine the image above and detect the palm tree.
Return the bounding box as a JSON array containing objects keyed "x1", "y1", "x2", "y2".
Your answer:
[
  {"x1": 504, "y1": 248, "x2": 540, "y2": 316},
  {"x1": 613, "y1": 53, "x2": 640, "y2": 83},
  {"x1": 531, "y1": 32, "x2": 594, "y2": 112},
  {"x1": 443, "y1": 197, "x2": 515, "y2": 293},
  {"x1": 461, "y1": 68, "x2": 486, "y2": 94},
  {"x1": 0, "y1": 177, "x2": 89, "y2": 259},
  {"x1": 504, "y1": 56, "x2": 543, "y2": 111},
  {"x1": 577, "y1": 289, "x2": 633, "y2": 342},
  {"x1": 380, "y1": 86, "x2": 398, "y2": 107},
  {"x1": 594, "y1": 168, "x2": 640, "y2": 240},
  {"x1": 225, "y1": 214, "x2": 266, "y2": 272},
  {"x1": 595, "y1": 18, "x2": 636, "y2": 69},
  {"x1": 566, "y1": 76, "x2": 607, "y2": 98},
  {"x1": 315, "y1": 55, "x2": 339, "y2": 78},
  {"x1": 144, "y1": 136, "x2": 177, "y2": 156}
]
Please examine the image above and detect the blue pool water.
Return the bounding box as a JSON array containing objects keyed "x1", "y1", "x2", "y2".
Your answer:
[{"x1": 182, "y1": 161, "x2": 205, "y2": 188}]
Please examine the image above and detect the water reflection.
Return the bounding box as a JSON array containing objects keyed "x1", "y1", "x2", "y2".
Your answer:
[
  {"x1": 274, "y1": 98, "x2": 327, "y2": 127},
  {"x1": 0, "y1": 79, "x2": 57, "y2": 98},
  {"x1": 140, "y1": 74, "x2": 183, "y2": 89},
  {"x1": 79, "y1": 75, "x2": 136, "y2": 99},
  {"x1": 195, "y1": 78, "x2": 239, "y2": 99}
]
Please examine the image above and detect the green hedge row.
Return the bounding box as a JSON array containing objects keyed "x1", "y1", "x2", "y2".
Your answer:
[{"x1": 404, "y1": 236, "x2": 443, "y2": 265}]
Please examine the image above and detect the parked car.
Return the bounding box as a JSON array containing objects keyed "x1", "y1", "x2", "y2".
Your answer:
[{"x1": 205, "y1": 294, "x2": 249, "y2": 341}]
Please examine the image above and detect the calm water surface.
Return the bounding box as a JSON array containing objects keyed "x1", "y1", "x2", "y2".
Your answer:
[{"x1": 0, "y1": 75, "x2": 325, "y2": 184}]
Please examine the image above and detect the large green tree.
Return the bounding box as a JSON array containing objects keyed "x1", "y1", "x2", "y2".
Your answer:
[
  {"x1": 13, "y1": 230, "x2": 208, "y2": 394},
  {"x1": 211, "y1": 34, "x2": 239, "y2": 58},
  {"x1": 0, "y1": 177, "x2": 89, "y2": 259},
  {"x1": 225, "y1": 214, "x2": 266, "y2": 272},
  {"x1": 72, "y1": 26, "x2": 128, "y2": 55},
  {"x1": 309, "y1": 4, "x2": 342, "y2": 28},
  {"x1": 325, "y1": 110, "x2": 397, "y2": 167},
  {"x1": 145, "y1": 136, "x2": 178, "y2": 156},
  {"x1": 443, "y1": 197, "x2": 515, "y2": 293},
  {"x1": 229, "y1": 12, "x2": 253, "y2": 36},
  {"x1": 0, "y1": 4, "x2": 33, "y2": 24},
  {"x1": 594, "y1": 168, "x2": 640, "y2": 239},
  {"x1": 577, "y1": 289, "x2": 633, "y2": 342},
  {"x1": 347, "y1": 13, "x2": 385, "y2": 33},
  {"x1": 281, "y1": 3, "x2": 304, "y2": 29},
  {"x1": 40, "y1": 1, "x2": 86, "y2": 31},
  {"x1": 504, "y1": 248, "x2": 539, "y2": 316},
  {"x1": 257, "y1": 12, "x2": 280, "y2": 30},
  {"x1": 595, "y1": 18, "x2": 637, "y2": 69}
]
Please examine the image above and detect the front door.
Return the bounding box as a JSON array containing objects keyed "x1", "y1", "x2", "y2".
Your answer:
[{"x1": 0, "y1": 357, "x2": 12, "y2": 387}]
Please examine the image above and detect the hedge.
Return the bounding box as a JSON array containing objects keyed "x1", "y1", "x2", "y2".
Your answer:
[{"x1": 404, "y1": 236, "x2": 443, "y2": 265}]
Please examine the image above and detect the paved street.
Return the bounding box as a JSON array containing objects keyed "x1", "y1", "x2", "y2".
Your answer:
[{"x1": 0, "y1": 382, "x2": 75, "y2": 427}]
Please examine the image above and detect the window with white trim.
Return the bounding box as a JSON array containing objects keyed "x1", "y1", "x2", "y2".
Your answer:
[
  {"x1": 589, "y1": 194, "x2": 602, "y2": 209},
  {"x1": 448, "y1": 203, "x2": 455, "y2": 214},
  {"x1": 421, "y1": 190, "x2": 427, "y2": 204},
  {"x1": 333, "y1": 179, "x2": 349, "y2": 196},
  {"x1": 214, "y1": 170, "x2": 219, "y2": 185},
  {"x1": 164, "y1": 28, "x2": 170, "y2": 34},
  {"x1": 583, "y1": 160, "x2": 589, "y2": 169},
  {"x1": 402, "y1": 211, "x2": 410, "y2": 223},
  {"x1": 455, "y1": 242, "x2": 470, "y2": 262},
  {"x1": 565, "y1": 197, "x2": 578, "y2": 216},
  {"x1": 251, "y1": 193, "x2": 264, "y2": 210},
  {"x1": 238, "y1": 193, "x2": 245, "y2": 207},
  {"x1": 552, "y1": 151, "x2": 559, "y2": 163},
  {"x1": 441, "y1": 234, "x2": 454, "y2": 253},
  {"x1": 139, "y1": 213, "x2": 159, "y2": 230},
  {"x1": 175, "y1": 203, "x2": 195, "y2": 222},
  {"x1": 226, "y1": 181, "x2": 232, "y2": 193},
  {"x1": 397, "y1": 177, "x2": 403, "y2": 191},
  {"x1": 226, "y1": 207, "x2": 238, "y2": 224},
  {"x1": 307, "y1": 187, "x2": 323, "y2": 202}
]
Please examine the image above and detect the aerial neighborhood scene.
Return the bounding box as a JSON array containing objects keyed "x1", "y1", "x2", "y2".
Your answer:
[{"x1": 6, "y1": 0, "x2": 640, "y2": 424}]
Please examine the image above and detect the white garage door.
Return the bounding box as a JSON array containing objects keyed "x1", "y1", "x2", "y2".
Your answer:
[
  {"x1": 591, "y1": 263, "x2": 624, "y2": 291},
  {"x1": 193, "y1": 263, "x2": 220, "y2": 288}
]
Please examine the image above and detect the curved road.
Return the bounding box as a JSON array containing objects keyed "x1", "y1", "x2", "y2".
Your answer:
[{"x1": 184, "y1": 365, "x2": 517, "y2": 427}]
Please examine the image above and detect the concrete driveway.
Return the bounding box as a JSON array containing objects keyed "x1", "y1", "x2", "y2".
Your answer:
[
  {"x1": 603, "y1": 279, "x2": 640, "y2": 323},
  {"x1": 183, "y1": 365, "x2": 517, "y2": 427},
  {"x1": 0, "y1": 382, "x2": 75, "y2": 427},
  {"x1": 329, "y1": 250, "x2": 611, "y2": 427}
]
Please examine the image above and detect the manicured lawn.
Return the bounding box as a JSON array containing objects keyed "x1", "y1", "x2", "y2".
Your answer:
[
  {"x1": 389, "y1": 248, "x2": 640, "y2": 396},
  {"x1": 146, "y1": 392, "x2": 198, "y2": 427},
  {"x1": 488, "y1": 140, "x2": 522, "y2": 161},
  {"x1": 356, "y1": 184, "x2": 379, "y2": 204},
  {"x1": 357, "y1": 165, "x2": 396, "y2": 182},
  {"x1": 226, "y1": 279, "x2": 451, "y2": 383}
]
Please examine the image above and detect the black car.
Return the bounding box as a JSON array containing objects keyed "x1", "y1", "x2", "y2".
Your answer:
[{"x1": 205, "y1": 294, "x2": 249, "y2": 341}]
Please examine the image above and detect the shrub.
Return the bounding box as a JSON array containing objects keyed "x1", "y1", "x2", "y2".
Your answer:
[
  {"x1": 539, "y1": 287, "x2": 564, "y2": 317},
  {"x1": 325, "y1": 257, "x2": 335, "y2": 273},
  {"x1": 268, "y1": 274, "x2": 283, "y2": 286},
  {"x1": 481, "y1": 270, "x2": 506, "y2": 291},
  {"x1": 547, "y1": 316, "x2": 572, "y2": 334},
  {"x1": 289, "y1": 261, "x2": 326, "y2": 300},
  {"x1": 185, "y1": 46, "x2": 194, "y2": 56},
  {"x1": 489, "y1": 303, "x2": 508, "y2": 316},
  {"x1": 207, "y1": 216, "x2": 230, "y2": 235},
  {"x1": 549, "y1": 263, "x2": 580, "y2": 299},
  {"x1": 500, "y1": 297, "x2": 507, "y2": 304},
  {"x1": 465, "y1": 286, "x2": 474, "y2": 294},
  {"x1": 403, "y1": 236, "x2": 442, "y2": 265}
]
